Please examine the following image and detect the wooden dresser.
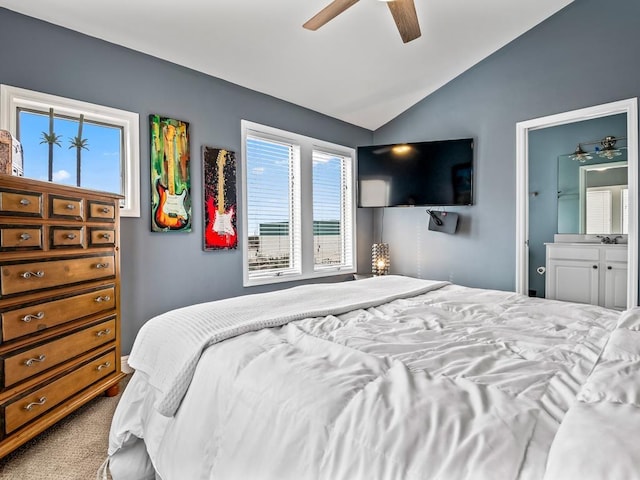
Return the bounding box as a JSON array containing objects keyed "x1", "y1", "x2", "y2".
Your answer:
[{"x1": 0, "y1": 175, "x2": 125, "y2": 457}]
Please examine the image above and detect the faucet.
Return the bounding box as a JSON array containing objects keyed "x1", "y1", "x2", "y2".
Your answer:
[{"x1": 597, "y1": 235, "x2": 624, "y2": 244}]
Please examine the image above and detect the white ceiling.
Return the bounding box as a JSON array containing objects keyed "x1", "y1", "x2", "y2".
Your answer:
[{"x1": 1, "y1": 0, "x2": 572, "y2": 130}]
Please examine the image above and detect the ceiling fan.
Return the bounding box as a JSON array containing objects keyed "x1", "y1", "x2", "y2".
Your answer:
[{"x1": 303, "y1": 0, "x2": 421, "y2": 44}]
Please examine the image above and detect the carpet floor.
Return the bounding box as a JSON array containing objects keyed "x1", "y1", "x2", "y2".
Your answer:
[{"x1": 0, "y1": 377, "x2": 127, "y2": 480}]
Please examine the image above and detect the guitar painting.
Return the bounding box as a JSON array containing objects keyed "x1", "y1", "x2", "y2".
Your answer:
[
  {"x1": 203, "y1": 146, "x2": 237, "y2": 250},
  {"x1": 151, "y1": 115, "x2": 191, "y2": 232}
]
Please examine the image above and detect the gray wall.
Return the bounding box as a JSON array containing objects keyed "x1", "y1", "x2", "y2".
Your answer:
[
  {"x1": 372, "y1": 0, "x2": 640, "y2": 292},
  {"x1": 0, "y1": 9, "x2": 374, "y2": 353},
  {"x1": 528, "y1": 114, "x2": 627, "y2": 298}
]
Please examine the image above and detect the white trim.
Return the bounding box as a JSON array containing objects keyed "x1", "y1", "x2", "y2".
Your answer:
[
  {"x1": 0, "y1": 85, "x2": 140, "y2": 217},
  {"x1": 516, "y1": 98, "x2": 638, "y2": 308},
  {"x1": 240, "y1": 120, "x2": 357, "y2": 287}
]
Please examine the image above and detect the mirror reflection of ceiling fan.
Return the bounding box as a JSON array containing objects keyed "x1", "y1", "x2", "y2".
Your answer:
[{"x1": 303, "y1": 0, "x2": 421, "y2": 44}]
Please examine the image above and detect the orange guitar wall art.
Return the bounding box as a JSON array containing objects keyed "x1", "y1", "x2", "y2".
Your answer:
[
  {"x1": 151, "y1": 115, "x2": 191, "y2": 232},
  {"x1": 204, "y1": 147, "x2": 237, "y2": 249}
]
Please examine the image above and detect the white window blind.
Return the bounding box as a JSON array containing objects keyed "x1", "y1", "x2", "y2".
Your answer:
[
  {"x1": 622, "y1": 188, "x2": 629, "y2": 234},
  {"x1": 586, "y1": 189, "x2": 612, "y2": 234},
  {"x1": 241, "y1": 121, "x2": 356, "y2": 286},
  {"x1": 313, "y1": 151, "x2": 353, "y2": 270},
  {"x1": 246, "y1": 136, "x2": 301, "y2": 279}
]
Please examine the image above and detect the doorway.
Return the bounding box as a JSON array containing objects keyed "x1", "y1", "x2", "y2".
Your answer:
[{"x1": 515, "y1": 98, "x2": 638, "y2": 308}]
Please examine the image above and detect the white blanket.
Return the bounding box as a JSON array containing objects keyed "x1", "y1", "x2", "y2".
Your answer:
[
  {"x1": 128, "y1": 275, "x2": 449, "y2": 416},
  {"x1": 111, "y1": 281, "x2": 622, "y2": 480},
  {"x1": 544, "y1": 307, "x2": 640, "y2": 479}
]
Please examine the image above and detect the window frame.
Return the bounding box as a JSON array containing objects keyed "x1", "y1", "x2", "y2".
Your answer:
[
  {"x1": 0, "y1": 85, "x2": 140, "y2": 217},
  {"x1": 241, "y1": 120, "x2": 356, "y2": 287}
]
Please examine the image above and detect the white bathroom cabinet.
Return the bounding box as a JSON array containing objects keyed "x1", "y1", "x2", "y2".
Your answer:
[{"x1": 545, "y1": 243, "x2": 627, "y2": 310}]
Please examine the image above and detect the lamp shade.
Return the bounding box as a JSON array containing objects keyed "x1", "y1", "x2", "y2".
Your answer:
[{"x1": 371, "y1": 243, "x2": 390, "y2": 276}]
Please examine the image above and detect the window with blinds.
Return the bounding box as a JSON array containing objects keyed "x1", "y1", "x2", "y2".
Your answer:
[
  {"x1": 246, "y1": 136, "x2": 301, "y2": 279},
  {"x1": 586, "y1": 189, "x2": 612, "y2": 234},
  {"x1": 312, "y1": 151, "x2": 353, "y2": 270},
  {"x1": 241, "y1": 121, "x2": 356, "y2": 286}
]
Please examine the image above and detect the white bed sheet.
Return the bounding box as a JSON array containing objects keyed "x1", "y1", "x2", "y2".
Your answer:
[{"x1": 108, "y1": 281, "x2": 621, "y2": 480}]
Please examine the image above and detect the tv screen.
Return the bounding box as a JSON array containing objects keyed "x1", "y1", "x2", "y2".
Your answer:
[{"x1": 357, "y1": 138, "x2": 474, "y2": 207}]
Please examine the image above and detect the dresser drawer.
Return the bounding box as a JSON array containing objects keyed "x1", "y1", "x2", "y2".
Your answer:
[
  {"x1": 1, "y1": 286, "x2": 116, "y2": 342},
  {"x1": 88, "y1": 201, "x2": 116, "y2": 222},
  {"x1": 3, "y1": 350, "x2": 116, "y2": 434},
  {"x1": 0, "y1": 226, "x2": 43, "y2": 250},
  {"x1": 88, "y1": 228, "x2": 115, "y2": 247},
  {"x1": 50, "y1": 226, "x2": 84, "y2": 249},
  {"x1": 50, "y1": 196, "x2": 83, "y2": 221},
  {"x1": 2, "y1": 318, "x2": 116, "y2": 387},
  {"x1": 0, "y1": 190, "x2": 42, "y2": 217},
  {"x1": 0, "y1": 255, "x2": 115, "y2": 296}
]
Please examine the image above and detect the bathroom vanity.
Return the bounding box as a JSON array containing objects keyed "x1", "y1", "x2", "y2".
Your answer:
[{"x1": 545, "y1": 240, "x2": 627, "y2": 310}]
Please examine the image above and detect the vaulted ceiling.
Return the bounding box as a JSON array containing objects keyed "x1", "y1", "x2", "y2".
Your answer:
[{"x1": 0, "y1": 0, "x2": 573, "y2": 130}]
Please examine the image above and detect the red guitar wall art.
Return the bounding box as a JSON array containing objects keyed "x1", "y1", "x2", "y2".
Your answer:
[{"x1": 205, "y1": 149, "x2": 237, "y2": 249}]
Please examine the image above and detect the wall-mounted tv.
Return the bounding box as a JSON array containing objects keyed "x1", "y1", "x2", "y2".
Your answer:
[{"x1": 357, "y1": 138, "x2": 474, "y2": 207}]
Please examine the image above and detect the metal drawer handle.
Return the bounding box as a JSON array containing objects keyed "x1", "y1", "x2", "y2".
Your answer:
[
  {"x1": 100, "y1": 233, "x2": 111, "y2": 240},
  {"x1": 96, "y1": 328, "x2": 112, "y2": 337},
  {"x1": 95, "y1": 263, "x2": 110, "y2": 269},
  {"x1": 24, "y1": 397, "x2": 47, "y2": 411},
  {"x1": 19, "y1": 232, "x2": 32, "y2": 241},
  {"x1": 97, "y1": 361, "x2": 112, "y2": 371},
  {"x1": 65, "y1": 203, "x2": 76, "y2": 210},
  {"x1": 101, "y1": 207, "x2": 110, "y2": 214},
  {"x1": 22, "y1": 311, "x2": 45, "y2": 323},
  {"x1": 21, "y1": 270, "x2": 45, "y2": 279},
  {"x1": 66, "y1": 233, "x2": 77, "y2": 240},
  {"x1": 24, "y1": 354, "x2": 46, "y2": 367},
  {"x1": 94, "y1": 295, "x2": 111, "y2": 303},
  {"x1": 19, "y1": 198, "x2": 31, "y2": 206}
]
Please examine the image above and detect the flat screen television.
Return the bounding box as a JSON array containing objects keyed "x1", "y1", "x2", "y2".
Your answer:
[{"x1": 357, "y1": 138, "x2": 474, "y2": 207}]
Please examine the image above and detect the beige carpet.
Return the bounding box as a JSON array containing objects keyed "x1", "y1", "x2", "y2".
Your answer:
[{"x1": 0, "y1": 378, "x2": 128, "y2": 480}]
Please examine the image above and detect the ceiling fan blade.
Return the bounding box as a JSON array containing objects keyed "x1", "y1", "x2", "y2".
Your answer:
[
  {"x1": 303, "y1": 0, "x2": 360, "y2": 31},
  {"x1": 387, "y1": 0, "x2": 421, "y2": 43}
]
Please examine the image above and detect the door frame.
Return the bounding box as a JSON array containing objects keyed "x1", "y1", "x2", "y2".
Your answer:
[{"x1": 515, "y1": 98, "x2": 638, "y2": 308}]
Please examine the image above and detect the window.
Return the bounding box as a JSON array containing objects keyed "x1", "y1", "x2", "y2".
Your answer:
[
  {"x1": 241, "y1": 120, "x2": 356, "y2": 286},
  {"x1": 313, "y1": 150, "x2": 354, "y2": 270},
  {"x1": 586, "y1": 189, "x2": 612, "y2": 234},
  {"x1": 0, "y1": 85, "x2": 140, "y2": 217}
]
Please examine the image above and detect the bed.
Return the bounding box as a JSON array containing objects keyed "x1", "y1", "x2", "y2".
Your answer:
[{"x1": 104, "y1": 275, "x2": 640, "y2": 480}]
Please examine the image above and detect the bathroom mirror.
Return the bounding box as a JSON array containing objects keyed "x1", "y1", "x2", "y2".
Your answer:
[{"x1": 557, "y1": 149, "x2": 628, "y2": 234}]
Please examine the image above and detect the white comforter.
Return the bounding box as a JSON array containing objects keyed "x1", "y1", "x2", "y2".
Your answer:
[{"x1": 108, "y1": 277, "x2": 624, "y2": 480}]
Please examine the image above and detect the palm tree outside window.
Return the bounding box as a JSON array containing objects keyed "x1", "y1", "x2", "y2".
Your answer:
[{"x1": 19, "y1": 108, "x2": 121, "y2": 194}]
